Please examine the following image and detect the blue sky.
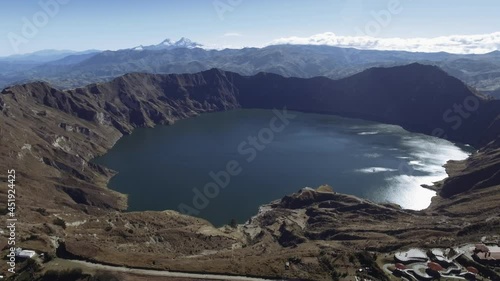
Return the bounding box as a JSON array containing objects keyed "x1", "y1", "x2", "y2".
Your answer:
[{"x1": 1, "y1": 0, "x2": 500, "y2": 56}]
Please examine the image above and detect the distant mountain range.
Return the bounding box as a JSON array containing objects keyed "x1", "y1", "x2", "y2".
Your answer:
[
  {"x1": 0, "y1": 49, "x2": 101, "y2": 63},
  {"x1": 1, "y1": 38, "x2": 500, "y2": 98}
]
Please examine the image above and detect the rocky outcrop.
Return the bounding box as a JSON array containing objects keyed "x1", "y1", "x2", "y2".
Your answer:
[
  {"x1": 243, "y1": 185, "x2": 490, "y2": 252},
  {"x1": 437, "y1": 138, "x2": 500, "y2": 197}
]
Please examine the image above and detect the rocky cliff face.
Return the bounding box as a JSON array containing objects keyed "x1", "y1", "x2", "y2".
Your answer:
[
  {"x1": 3, "y1": 70, "x2": 241, "y2": 133},
  {"x1": 438, "y1": 138, "x2": 500, "y2": 198},
  {"x1": 0, "y1": 64, "x2": 499, "y2": 280}
]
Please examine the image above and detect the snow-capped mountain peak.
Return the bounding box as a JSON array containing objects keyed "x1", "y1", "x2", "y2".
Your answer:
[
  {"x1": 175, "y1": 37, "x2": 197, "y2": 47},
  {"x1": 131, "y1": 37, "x2": 203, "y2": 51},
  {"x1": 132, "y1": 45, "x2": 145, "y2": 51},
  {"x1": 160, "y1": 38, "x2": 174, "y2": 46}
]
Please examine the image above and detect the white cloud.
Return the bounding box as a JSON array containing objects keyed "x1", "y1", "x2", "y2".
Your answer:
[
  {"x1": 269, "y1": 32, "x2": 500, "y2": 54},
  {"x1": 223, "y1": 32, "x2": 243, "y2": 37}
]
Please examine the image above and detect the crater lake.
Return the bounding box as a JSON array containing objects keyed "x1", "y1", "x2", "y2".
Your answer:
[{"x1": 92, "y1": 109, "x2": 471, "y2": 226}]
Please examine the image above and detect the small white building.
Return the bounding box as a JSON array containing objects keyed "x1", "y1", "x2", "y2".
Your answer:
[
  {"x1": 395, "y1": 248, "x2": 428, "y2": 263},
  {"x1": 15, "y1": 248, "x2": 36, "y2": 259}
]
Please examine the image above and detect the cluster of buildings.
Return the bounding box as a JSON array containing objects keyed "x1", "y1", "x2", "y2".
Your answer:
[{"x1": 387, "y1": 243, "x2": 500, "y2": 280}]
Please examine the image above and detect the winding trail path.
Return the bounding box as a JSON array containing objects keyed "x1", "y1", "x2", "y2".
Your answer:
[{"x1": 50, "y1": 259, "x2": 276, "y2": 281}]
